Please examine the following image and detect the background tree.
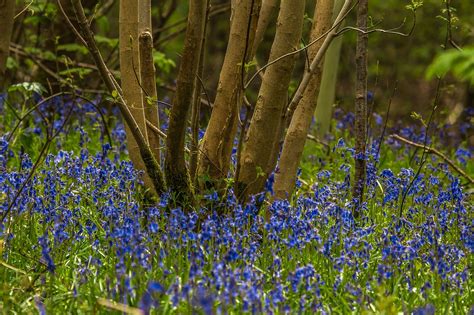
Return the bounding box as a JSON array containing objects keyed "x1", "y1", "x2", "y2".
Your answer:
[
  {"x1": 314, "y1": 0, "x2": 345, "y2": 138},
  {"x1": 353, "y1": 0, "x2": 369, "y2": 212},
  {"x1": 0, "y1": 0, "x2": 15, "y2": 89}
]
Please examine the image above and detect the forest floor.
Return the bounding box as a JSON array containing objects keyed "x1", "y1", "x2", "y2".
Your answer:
[{"x1": 1, "y1": 89, "x2": 473, "y2": 314}]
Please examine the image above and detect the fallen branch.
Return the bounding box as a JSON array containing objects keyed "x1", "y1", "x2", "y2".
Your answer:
[{"x1": 391, "y1": 134, "x2": 474, "y2": 185}]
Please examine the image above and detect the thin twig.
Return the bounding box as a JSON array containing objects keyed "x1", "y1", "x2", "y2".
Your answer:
[
  {"x1": 306, "y1": 134, "x2": 329, "y2": 148},
  {"x1": 145, "y1": 120, "x2": 190, "y2": 156},
  {"x1": 245, "y1": 0, "x2": 357, "y2": 89},
  {"x1": 14, "y1": 0, "x2": 34, "y2": 19},
  {"x1": 336, "y1": 10, "x2": 417, "y2": 38},
  {"x1": 375, "y1": 81, "x2": 398, "y2": 162},
  {"x1": 57, "y1": 0, "x2": 87, "y2": 47}
]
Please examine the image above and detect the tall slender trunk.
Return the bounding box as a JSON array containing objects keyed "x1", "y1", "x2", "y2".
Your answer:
[
  {"x1": 266, "y1": 89, "x2": 287, "y2": 177},
  {"x1": 252, "y1": 0, "x2": 278, "y2": 57},
  {"x1": 236, "y1": 0, "x2": 306, "y2": 201},
  {"x1": 71, "y1": 0, "x2": 165, "y2": 195},
  {"x1": 120, "y1": 0, "x2": 152, "y2": 189},
  {"x1": 353, "y1": 0, "x2": 369, "y2": 213},
  {"x1": 139, "y1": 0, "x2": 161, "y2": 164},
  {"x1": 197, "y1": 0, "x2": 261, "y2": 189},
  {"x1": 0, "y1": 0, "x2": 15, "y2": 89},
  {"x1": 314, "y1": 0, "x2": 345, "y2": 138},
  {"x1": 165, "y1": 0, "x2": 208, "y2": 198},
  {"x1": 273, "y1": 0, "x2": 336, "y2": 199},
  {"x1": 190, "y1": 1, "x2": 211, "y2": 184}
]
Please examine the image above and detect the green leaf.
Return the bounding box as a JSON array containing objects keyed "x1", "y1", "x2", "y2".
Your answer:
[
  {"x1": 95, "y1": 16, "x2": 110, "y2": 34},
  {"x1": 153, "y1": 51, "x2": 176, "y2": 74},
  {"x1": 6, "y1": 56, "x2": 18, "y2": 71},
  {"x1": 58, "y1": 68, "x2": 93, "y2": 78},
  {"x1": 8, "y1": 82, "x2": 46, "y2": 95},
  {"x1": 426, "y1": 47, "x2": 474, "y2": 85},
  {"x1": 57, "y1": 43, "x2": 89, "y2": 55},
  {"x1": 94, "y1": 35, "x2": 118, "y2": 48}
]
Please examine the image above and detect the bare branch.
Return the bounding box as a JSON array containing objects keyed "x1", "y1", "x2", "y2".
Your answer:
[{"x1": 391, "y1": 134, "x2": 474, "y2": 185}]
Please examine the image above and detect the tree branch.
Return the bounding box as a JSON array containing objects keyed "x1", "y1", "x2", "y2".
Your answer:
[{"x1": 391, "y1": 134, "x2": 474, "y2": 185}]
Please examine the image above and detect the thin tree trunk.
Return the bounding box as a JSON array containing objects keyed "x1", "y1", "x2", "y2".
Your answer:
[
  {"x1": 139, "y1": 0, "x2": 161, "y2": 164},
  {"x1": 0, "y1": 0, "x2": 15, "y2": 89},
  {"x1": 197, "y1": 0, "x2": 261, "y2": 188},
  {"x1": 165, "y1": 0, "x2": 207, "y2": 198},
  {"x1": 266, "y1": 90, "x2": 287, "y2": 177},
  {"x1": 120, "y1": 0, "x2": 153, "y2": 189},
  {"x1": 236, "y1": 0, "x2": 306, "y2": 202},
  {"x1": 353, "y1": 0, "x2": 369, "y2": 213},
  {"x1": 190, "y1": 1, "x2": 211, "y2": 184},
  {"x1": 273, "y1": 0, "x2": 336, "y2": 199},
  {"x1": 252, "y1": 0, "x2": 278, "y2": 57},
  {"x1": 71, "y1": 0, "x2": 165, "y2": 194},
  {"x1": 314, "y1": 0, "x2": 345, "y2": 138}
]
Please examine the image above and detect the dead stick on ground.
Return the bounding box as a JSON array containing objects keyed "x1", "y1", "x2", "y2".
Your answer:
[{"x1": 391, "y1": 134, "x2": 474, "y2": 185}]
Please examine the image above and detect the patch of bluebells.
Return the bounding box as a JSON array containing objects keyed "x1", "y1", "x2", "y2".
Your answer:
[
  {"x1": 1, "y1": 93, "x2": 130, "y2": 162},
  {"x1": 1, "y1": 99, "x2": 473, "y2": 313}
]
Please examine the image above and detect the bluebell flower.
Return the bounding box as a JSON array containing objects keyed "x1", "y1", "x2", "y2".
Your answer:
[
  {"x1": 34, "y1": 296, "x2": 47, "y2": 315},
  {"x1": 412, "y1": 304, "x2": 435, "y2": 315}
]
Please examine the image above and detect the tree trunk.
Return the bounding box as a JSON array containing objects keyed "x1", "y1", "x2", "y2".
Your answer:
[
  {"x1": 252, "y1": 0, "x2": 278, "y2": 57},
  {"x1": 120, "y1": 0, "x2": 152, "y2": 189},
  {"x1": 197, "y1": 0, "x2": 261, "y2": 189},
  {"x1": 190, "y1": 1, "x2": 211, "y2": 184},
  {"x1": 236, "y1": 0, "x2": 306, "y2": 202},
  {"x1": 0, "y1": 0, "x2": 15, "y2": 89},
  {"x1": 353, "y1": 0, "x2": 369, "y2": 213},
  {"x1": 139, "y1": 0, "x2": 161, "y2": 165},
  {"x1": 71, "y1": 0, "x2": 165, "y2": 195},
  {"x1": 314, "y1": 0, "x2": 345, "y2": 138},
  {"x1": 165, "y1": 0, "x2": 208, "y2": 198},
  {"x1": 273, "y1": 0, "x2": 335, "y2": 199}
]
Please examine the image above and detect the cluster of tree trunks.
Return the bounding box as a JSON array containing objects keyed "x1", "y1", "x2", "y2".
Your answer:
[{"x1": 1, "y1": 0, "x2": 374, "y2": 213}]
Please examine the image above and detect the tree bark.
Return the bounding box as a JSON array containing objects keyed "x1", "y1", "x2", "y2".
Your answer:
[
  {"x1": 190, "y1": 1, "x2": 211, "y2": 184},
  {"x1": 252, "y1": 0, "x2": 278, "y2": 57},
  {"x1": 314, "y1": 0, "x2": 345, "y2": 138},
  {"x1": 165, "y1": 0, "x2": 208, "y2": 198},
  {"x1": 353, "y1": 0, "x2": 369, "y2": 213},
  {"x1": 197, "y1": 0, "x2": 261, "y2": 189},
  {"x1": 236, "y1": 0, "x2": 306, "y2": 201},
  {"x1": 0, "y1": 0, "x2": 15, "y2": 89},
  {"x1": 273, "y1": 0, "x2": 335, "y2": 199},
  {"x1": 139, "y1": 0, "x2": 161, "y2": 165},
  {"x1": 120, "y1": 0, "x2": 152, "y2": 189}
]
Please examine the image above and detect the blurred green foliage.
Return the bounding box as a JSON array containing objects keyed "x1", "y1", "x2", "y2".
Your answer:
[{"x1": 427, "y1": 47, "x2": 474, "y2": 85}]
